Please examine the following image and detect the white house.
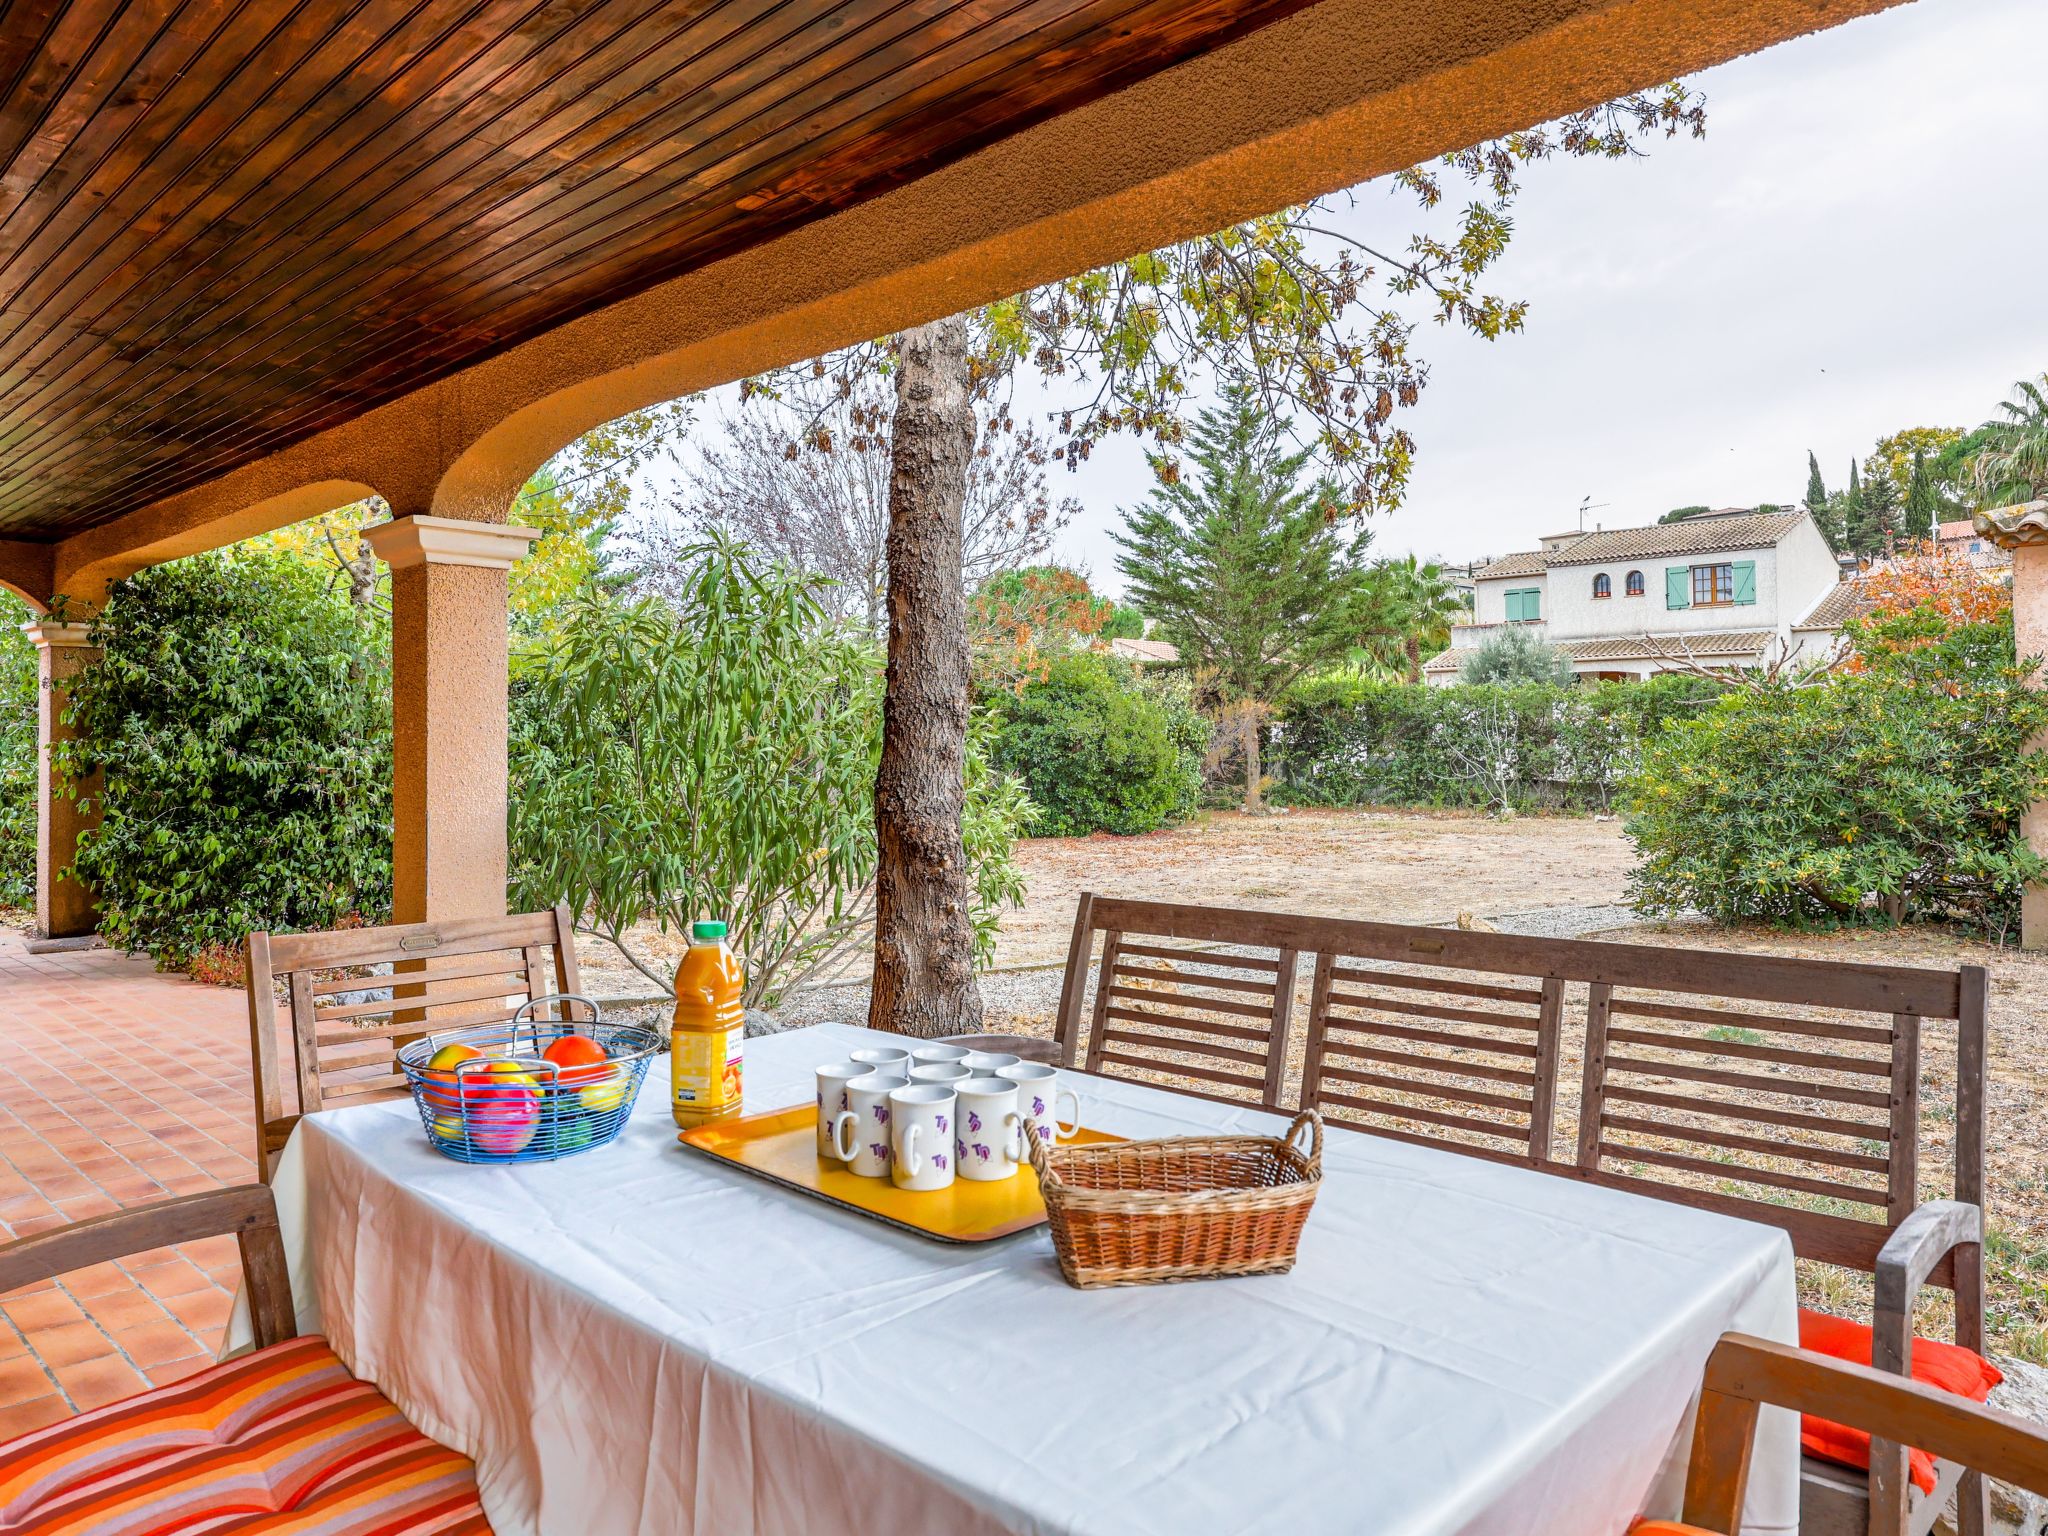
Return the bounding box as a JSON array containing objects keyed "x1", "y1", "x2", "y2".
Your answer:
[{"x1": 1423, "y1": 507, "x2": 1860, "y2": 684}]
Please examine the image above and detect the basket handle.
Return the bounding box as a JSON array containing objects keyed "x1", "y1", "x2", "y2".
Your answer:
[
  {"x1": 1024, "y1": 1117, "x2": 1062, "y2": 1186},
  {"x1": 1282, "y1": 1109, "x2": 1323, "y2": 1170}
]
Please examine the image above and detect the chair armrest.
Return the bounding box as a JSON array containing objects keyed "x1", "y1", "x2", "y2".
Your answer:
[
  {"x1": 0, "y1": 1186, "x2": 295, "y2": 1349},
  {"x1": 1874, "y1": 1200, "x2": 1982, "y2": 1377},
  {"x1": 1866, "y1": 1200, "x2": 1985, "y2": 1536}
]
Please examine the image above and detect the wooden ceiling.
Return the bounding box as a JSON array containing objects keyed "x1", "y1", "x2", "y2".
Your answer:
[{"x1": 0, "y1": 0, "x2": 1314, "y2": 540}]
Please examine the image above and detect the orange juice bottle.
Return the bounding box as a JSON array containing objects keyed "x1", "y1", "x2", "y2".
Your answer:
[{"x1": 672, "y1": 920, "x2": 746, "y2": 1130}]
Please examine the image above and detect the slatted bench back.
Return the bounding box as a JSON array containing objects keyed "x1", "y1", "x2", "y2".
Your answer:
[
  {"x1": 1571, "y1": 940, "x2": 1986, "y2": 1291},
  {"x1": 1302, "y1": 943, "x2": 1565, "y2": 1167},
  {"x1": 245, "y1": 905, "x2": 583, "y2": 1176},
  {"x1": 1054, "y1": 894, "x2": 1302, "y2": 1109}
]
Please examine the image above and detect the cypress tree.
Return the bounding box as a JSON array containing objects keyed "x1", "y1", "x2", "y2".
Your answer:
[{"x1": 1905, "y1": 448, "x2": 1939, "y2": 544}]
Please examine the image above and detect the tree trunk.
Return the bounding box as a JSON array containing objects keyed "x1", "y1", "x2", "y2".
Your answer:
[
  {"x1": 1405, "y1": 634, "x2": 1422, "y2": 686},
  {"x1": 1243, "y1": 710, "x2": 1264, "y2": 815},
  {"x1": 868, "y1": 315, "x2": 985, "y2": 1039}
]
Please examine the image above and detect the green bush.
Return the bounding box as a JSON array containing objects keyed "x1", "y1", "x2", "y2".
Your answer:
[
  {"x1": 0, "y1": 596, "x2": 35, "y2": 907},
  {"x1": 1626, "y1": 618, "x2": 2048, "y2": 936},
  {"x1": 1271, "y1": 674, "x2": 1718, "y2": 813},
  {"x1": 987, "y1": 652, "x2": 1204, "y2": 837},
  {"x1": 1458, "y1": 627, "x2": 1575, "y2": 685},
  {"x1": 509, "y1": 537, "x2": 1033, "y2": 1006},
  {"x1": 54, "y1": 549, "x2": 391, "y2": 968}
]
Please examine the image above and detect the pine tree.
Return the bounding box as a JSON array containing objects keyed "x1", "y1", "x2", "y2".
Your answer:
[
  {"x1": 1113, "y1": 384, "x2": 1385, "y2": 813},
  {"x1": 1905, "y1": 448, "x2": 1939, "y2": 544}
]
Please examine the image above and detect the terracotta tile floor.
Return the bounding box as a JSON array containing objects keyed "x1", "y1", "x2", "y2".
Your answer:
[{"x1": 0, "y1": 928, "x2": 254, "y2": 1440}]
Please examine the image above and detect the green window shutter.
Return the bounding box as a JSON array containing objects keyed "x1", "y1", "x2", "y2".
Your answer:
[
  {"x1": 1504, "y1": 589, "x2": 1522, "y2": 622},
  {"x1": 1665, "y1": 568, "x2": 1690, "y2": 609},
  {"x1": 1731, "y1": 561, "x2": 1756, "y2": 605},
  {"x1": 1506, "y1": 587, "x2": 1540, "y2": 622}
]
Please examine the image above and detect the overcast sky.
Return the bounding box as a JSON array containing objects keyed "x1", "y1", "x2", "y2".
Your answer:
[{"x1": 646, "y1": 0, "x2": 2048, "y2": 597}]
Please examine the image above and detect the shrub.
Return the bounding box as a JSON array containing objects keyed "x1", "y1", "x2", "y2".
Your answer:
[
  {"x1": 987, "y1": 652, "x2": 1203, "y2": 836},
  {"x1": 55, "y1": 549, "x2": 392, "y2": 969},
  {"x1": 509, "y1": 537, "x2": 1032, "y2": 1006},
  {"x1": 0, "y1": 597, "x2": 35, "y2": 907},
  {"x1": 1625, "y1": 618, "x2": 2048, "y2": 936},
  {"x1": 1270, "y1": 675, "x2": 1717, "y2": 813},
  {"x1": 1459, "y1": 628, "x2": 1574, "y2": 685}
]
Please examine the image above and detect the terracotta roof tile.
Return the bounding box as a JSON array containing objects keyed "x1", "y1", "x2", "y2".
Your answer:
[
  {"x1": 1422, "y1": 629, "x2": 1777, "y2": 674},
  {"x1": 1543, "y1": 511, "x2": 1807, "y2": 566},
  {"x1": 1793, "y1": 576, "x2": 1875, "y2": 631},
  {"x1": 1473, "y1": 551, "x2": 1548, "y2": 578}
]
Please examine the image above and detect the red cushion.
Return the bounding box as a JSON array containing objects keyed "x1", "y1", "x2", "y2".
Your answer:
[
  {"x1": 1797, "y1": 1307, "x2": 2003, "y2": 1494},
  {"x1": 0, "y1": 1333, "x2": 491, "y2": 1534},
  {"x1": 1630, "y1": 1524, "x2": 1722, "y2": 1535}
]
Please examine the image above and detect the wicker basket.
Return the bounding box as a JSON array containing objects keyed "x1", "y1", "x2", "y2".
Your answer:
[{"x1": 1025, "y1": 1110, "x2": 1323, "y2": 1288}]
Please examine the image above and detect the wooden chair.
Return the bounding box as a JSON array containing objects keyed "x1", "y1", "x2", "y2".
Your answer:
[
  {"x1": 1643, "y1": 1334, "x2": 2046, "y2": 1536},
  {"x1": 1569, "y1": 941, "x2": 1989, "y2": 1536},
  {"x1": 1299, "y1": 927, "x2": 1565, "y2": 1166},
  {"x1": 1051, "y1": 893, "x2": 1306, "y2": 1110},
  {"x1": 0, "y1": 1187, "x2": 489, "y2": 1531},
  {"x1": 246, "y1": 905, "x2": 583, "y2": 1177}
]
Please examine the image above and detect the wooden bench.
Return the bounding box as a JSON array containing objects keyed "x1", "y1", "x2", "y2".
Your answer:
[
  {"x1": 245, "y1": 905, "x2": 583, "y2": 1178},
  {"x1": 1051, "y1": 893, "x2": 1989, "y2": 1536}
]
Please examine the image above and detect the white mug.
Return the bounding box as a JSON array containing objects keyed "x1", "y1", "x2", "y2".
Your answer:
[
  {"x1": 888, "y1": 1085, "x2": 957, "y2": 1192},
  {"x1": 909, "y1": 1062, "x2": 972, "y2": 1086},
  {"x1": 959, "y1": 1050, "x2": 1019, "y2": 1075},
  {"x1": 815, "y1": 1062, "x2": 869, "y2": 1158},
  {"x1": 910, "y1": 1044, "x2": 970, "y2": 1070},
  {"x1": 954, "y1": 1076, "x2": 1025, "y2": 1182},
  {"x1": 850, "y1": 1046, "x2": 911, "y2": 1076},
  {"x1": 831, "y1": 1072, "x2": 905, "y2": 1178},
  {"x1": 999, "y1": 1062, "x2": 1081, "y2": 1145}
]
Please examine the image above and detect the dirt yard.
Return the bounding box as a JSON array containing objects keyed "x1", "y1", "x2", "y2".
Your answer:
[{"x1": 989, "y1": 808, "x2": 1637, "y2": 967}]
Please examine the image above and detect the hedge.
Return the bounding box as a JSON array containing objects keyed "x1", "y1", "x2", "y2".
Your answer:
[{"x1": 1269, "y1": 674, "x2": 1721, "y2": 813}]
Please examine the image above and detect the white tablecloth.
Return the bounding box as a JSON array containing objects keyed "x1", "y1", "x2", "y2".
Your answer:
[{"x1": 247, "y1": 1022, "x2": 1798, "y2": 1536}]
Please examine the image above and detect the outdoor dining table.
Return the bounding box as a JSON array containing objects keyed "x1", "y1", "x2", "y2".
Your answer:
[{"x1": 244, "y1": 1020, "x2": 1800, "y2": 1536}]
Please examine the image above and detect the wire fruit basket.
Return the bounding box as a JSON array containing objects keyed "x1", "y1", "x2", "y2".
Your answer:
[
  {"x1": 1025, "y1": 1110, "x2": 1323, "y2": 1288},
  {"x1": 395, "y1": 996, "x2": 661, "y2": 1165}
]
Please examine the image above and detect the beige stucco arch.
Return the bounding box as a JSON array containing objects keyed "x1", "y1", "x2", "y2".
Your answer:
[{"x1": 17, "y1": 0, "x2": 1914, "y2": 940}]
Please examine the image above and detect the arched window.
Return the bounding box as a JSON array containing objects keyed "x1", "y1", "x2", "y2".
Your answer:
[
  {"x1": 1592, "y1": 573, "x2": 1611, "y2": 599},
  {"x1": 1625, "y1": 569, "x2": 1645, "y2": 596}
]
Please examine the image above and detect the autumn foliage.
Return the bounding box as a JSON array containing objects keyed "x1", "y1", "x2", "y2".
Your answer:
[{"x1": 1839, "y1": 540, "x2": 2009, "y2": 673}]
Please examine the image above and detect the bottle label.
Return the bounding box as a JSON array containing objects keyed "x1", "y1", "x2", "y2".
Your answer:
[{"x1": 672, "y1": 1027, "x2": 744, "y2": 1111}]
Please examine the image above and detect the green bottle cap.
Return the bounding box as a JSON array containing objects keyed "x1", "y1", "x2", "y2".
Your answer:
[{"x1": 692, "y1": 920, "x2": 728, "y2": 941}]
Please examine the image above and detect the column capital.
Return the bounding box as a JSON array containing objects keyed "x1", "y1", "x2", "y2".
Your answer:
[
  {"x1": 362, "y1": 514, "x2": 542, "y2": 572},
  {"x1": 20, "y1": 618, "x2": 95, "y2": 651},
  {"x1": 1972, "y1": 500, "x2": 2048, "y2": 551}
]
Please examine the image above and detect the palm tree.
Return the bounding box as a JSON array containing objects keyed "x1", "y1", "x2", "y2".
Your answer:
[
  {"x1": 1386, "y1": 556, "x2": 1471, "y2": 684},
  {"x1": 1970, "y1": 374, "x2": 2048, "y2": 507}
]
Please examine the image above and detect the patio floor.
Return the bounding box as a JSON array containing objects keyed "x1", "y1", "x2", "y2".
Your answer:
[{"x1": 0, "y1": 928, "x2": 253, "y2": 1439}]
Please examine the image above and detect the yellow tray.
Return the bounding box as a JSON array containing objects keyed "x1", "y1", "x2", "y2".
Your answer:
[{"x1": 678, "y1": 1104, "x2": 1122, "y2": 1243}]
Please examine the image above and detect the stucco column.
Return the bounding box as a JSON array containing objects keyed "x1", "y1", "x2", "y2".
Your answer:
[
  {"x1": 23, "y1": 619, "x2": 100, "y2": 940},
  {"x1": 1975, "y1": 501, "x2": 2048, "y2": 948},
  {"x1": 362, "y1": 515, "x2": 540, "y2": 924}
]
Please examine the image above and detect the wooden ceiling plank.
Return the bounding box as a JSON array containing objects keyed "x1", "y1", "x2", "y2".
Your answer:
[
  {"x1": 0, "y1": 0, "x2": 529, "y2": 397},
  {"x1": 0, "y1": 0, "x2": 1196, "y2": 524},
  {"x1": 0, "y1": 0, "x2": 602, "y2": 454},
  {"x1": 0, "y1": 0, "x2": 1336, "y2": 535},
  {"x1": 0, "y1": 0, "x2": 768, "y2": 476}
]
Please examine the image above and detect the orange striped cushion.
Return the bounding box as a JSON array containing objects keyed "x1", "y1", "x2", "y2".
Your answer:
[{"x1": 0, "y1": 1334, "x2": 491, "y2": 1535}]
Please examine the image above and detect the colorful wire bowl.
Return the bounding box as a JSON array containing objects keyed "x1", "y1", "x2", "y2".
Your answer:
[{"x1": 395, "y1": 995, "x2": 661, "y2": 1164}]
